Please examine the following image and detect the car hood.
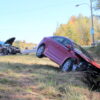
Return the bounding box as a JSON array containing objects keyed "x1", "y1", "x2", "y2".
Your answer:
[
  {"x1": 74, "y1": 48, "x2": 100, "y2": 69},
  {"x1": 90, "y1": 61, "x2": 100, "y2": 69},
  {"x1": 5, "y1": 37, "x2": 15, "y2": 45}
]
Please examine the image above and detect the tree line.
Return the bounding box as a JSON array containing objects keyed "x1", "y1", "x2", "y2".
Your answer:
[
  {"x1": 54, "y1": 15, "x2": 100, "y2": 45},
  {"x1": 13, "y1": 40, "x2": 37, "y2": 50}
]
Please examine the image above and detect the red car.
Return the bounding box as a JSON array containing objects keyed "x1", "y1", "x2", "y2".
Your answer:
[{"x1": 36, "y1": 36, "x2": 100, "y2": 72}]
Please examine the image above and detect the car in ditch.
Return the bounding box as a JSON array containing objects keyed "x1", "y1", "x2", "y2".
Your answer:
[
  {"x1": 0, "y1": 37, "x2": 20, "y2": 55},
  {"x1": 36, "y1": 36, "x2": 100, "y2": 72}
]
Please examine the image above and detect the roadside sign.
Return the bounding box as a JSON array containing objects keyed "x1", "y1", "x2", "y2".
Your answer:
[{"x1": 90, "y1": 28, "x2": 94, "y2": 35}]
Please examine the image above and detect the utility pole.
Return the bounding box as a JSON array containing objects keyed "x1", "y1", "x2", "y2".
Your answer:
[
  {"x1": 90, "y1": 0, "x2": 95, "y2": 46},
  {"x1": 76, "y1": 0, "x2": 95, "y2": 46}
]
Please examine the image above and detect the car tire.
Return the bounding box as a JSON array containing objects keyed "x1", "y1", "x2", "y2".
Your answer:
[
  {"x1": 36, "y1": 45, "x2": 45, "y2": 58},
  {"x1": 60, "y1": 59, "x2": 74, "y2": 72}
]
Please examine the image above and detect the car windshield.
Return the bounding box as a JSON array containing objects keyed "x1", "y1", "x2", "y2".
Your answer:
[{"x1": 74, "y1": 43, "x2": 94, "y2": 60}]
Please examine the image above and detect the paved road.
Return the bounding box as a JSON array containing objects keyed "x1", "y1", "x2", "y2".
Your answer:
[{"x1": 21, "y1": 49, "x2": 36, "y2": 54}]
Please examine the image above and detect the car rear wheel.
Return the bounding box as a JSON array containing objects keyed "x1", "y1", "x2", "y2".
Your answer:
[
  {"x1": 36, "y1": 45, "x2": 45, "y2": 58},
  {"x1": 60, "y1": 59, "x2": 73, "y2": 72}
]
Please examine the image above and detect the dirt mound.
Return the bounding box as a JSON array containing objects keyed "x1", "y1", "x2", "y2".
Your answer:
[{"x1": 83, "y1": 70, "x2": 100, "y2": 91}]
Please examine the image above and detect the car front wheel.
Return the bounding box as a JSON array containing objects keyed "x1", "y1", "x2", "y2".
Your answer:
[
  {"x1": 36, "y1": 45, "x2": 45, "y2": 58},
  {"x1": 60, "y1": 59, "x2": 73, "y2": 72}
]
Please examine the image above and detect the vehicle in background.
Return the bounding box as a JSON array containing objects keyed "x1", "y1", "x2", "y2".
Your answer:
[
  {"x1": 36, "y1": 36, "x2": 100, "y2": 72},
  {"x1": 0, "y1": 37, "x2": 20, "y2": 55}
]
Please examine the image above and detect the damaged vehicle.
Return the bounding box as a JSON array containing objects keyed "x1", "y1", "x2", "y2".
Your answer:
[
  {"x1": 36, "y1": 36, "x2": 100, "y2": 72},
  {"x1": 0, "y1": 37, "x2": 20, "y2": 55}
]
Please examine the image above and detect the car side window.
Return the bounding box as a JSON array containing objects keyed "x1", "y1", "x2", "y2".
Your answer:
[
  {"x1": 52, "y1": 37, "x2": 64, "y2": 44},
  {"x1": 62, "y1": 39, "x2": 72, "y2": 47}
]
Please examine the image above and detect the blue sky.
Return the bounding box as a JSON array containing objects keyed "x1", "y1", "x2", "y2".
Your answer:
[{"x1": 0, "y1": 0, "x2": 91, "y2": 43}]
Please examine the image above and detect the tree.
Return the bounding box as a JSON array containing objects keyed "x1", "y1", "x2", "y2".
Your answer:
[
  {"x1": 54, "y1": 15, "x2": 100, "y2": 45},
  {"x1": 93, "y1": 17, "x2": 100, "y2": 40},
  {"x1": 13, "y1": 40, "x2": 37, "y2": 50}
]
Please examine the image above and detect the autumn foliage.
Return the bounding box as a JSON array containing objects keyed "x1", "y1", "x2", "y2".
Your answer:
[{"x1": 54, "y1": 15, "x2": 100, "y2": 45}]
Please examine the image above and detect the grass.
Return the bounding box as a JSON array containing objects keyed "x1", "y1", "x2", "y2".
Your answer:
[
  {"x1": 83, "y1": 44, "x2": 100, "y2": 64},
  {"x1": 0, "y1": 54, "x2": 100, "y2": 100},
  {"x1": 91, "y1": 43, "x2": 100, "y2": 56}
]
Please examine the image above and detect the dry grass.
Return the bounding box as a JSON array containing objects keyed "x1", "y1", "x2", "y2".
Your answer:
[{"x1": 0, "y1": 54, "x2": 100, "y2": 100}]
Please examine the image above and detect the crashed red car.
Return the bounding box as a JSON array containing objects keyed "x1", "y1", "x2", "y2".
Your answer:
[{"x1": 36, "y1": 36, "x2": 100, "y2": 72}]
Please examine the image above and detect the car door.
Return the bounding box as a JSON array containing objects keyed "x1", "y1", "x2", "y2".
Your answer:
[
  {"x1": 60, "y1": 39, "x2": 74, "y2": 61},
  {"x1": 55, "y1": 38, "x2": 74, "y2": 64},
  {"x1": 45, "y1": 37, "x2": 65, "y2": 64},
  {"x1": 49, "y1": 37, "x2": 73, "y2": 64}
]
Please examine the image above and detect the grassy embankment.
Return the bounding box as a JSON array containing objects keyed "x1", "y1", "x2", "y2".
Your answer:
[
  {"x1": 0, "y1": 53, "x2": 100, "y2": 100},
  {"x1": 84, "y1": 43, "x2": 100, "y2": 64}
]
